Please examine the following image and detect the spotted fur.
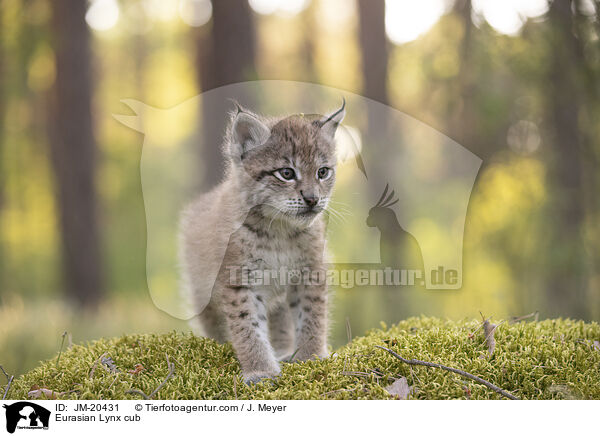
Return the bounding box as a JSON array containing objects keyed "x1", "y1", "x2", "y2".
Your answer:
[{"x1": 179, "y1": 102, "x2": 345, "y2": 384}]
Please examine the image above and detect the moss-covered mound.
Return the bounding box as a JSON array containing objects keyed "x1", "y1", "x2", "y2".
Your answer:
[{"x1": 4, "y1": 317, "x2": 600, "y2": 400}]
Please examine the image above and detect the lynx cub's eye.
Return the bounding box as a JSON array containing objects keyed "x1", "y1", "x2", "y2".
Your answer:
[
  {"x1": 317, "y1": 167, "x2": 331, "y2": 180},
  {"x1": 274, "y1": 167, "x2": 296, "y2": 181}
]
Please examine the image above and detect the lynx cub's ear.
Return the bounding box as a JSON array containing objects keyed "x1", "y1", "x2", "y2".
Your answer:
[
  {"x1": 318, "y1": 98, "x2": 346, "y2": 141},
  {"x1": 231, "y1": 110, "x2": 270, "y2": 159}
]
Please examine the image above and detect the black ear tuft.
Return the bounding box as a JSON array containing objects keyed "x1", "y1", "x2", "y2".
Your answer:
[
  {"x1": 318, "y1": 98, "x2": 346, "y2": 140},
  {"x1": 227, "y1": 98, "x2": 244, "y2": 115}
]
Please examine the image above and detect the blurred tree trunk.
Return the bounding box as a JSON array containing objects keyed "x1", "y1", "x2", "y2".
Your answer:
[
  {"x1": 195, "y1": 0, "x2": 256, "y2": 189},
  {"x1": 0, "y1": 10, "x2": 5, "y2": 286},
  {"x1": 48, "y1": 0, "x2": 103, "y2": 307},
  {"x1": 357, "y1": 0, "x2": 389, "y2": 143},
  {"x1": 450, "y1": 0, "x2": 478, "y2": 154},
  {"x1": 357, "y1": 0, "x2": 388, "y2": 106},
  {"x1": 357, "y1": 0, "x2": 392, "y2": 192},
  {"x1": 300, "y1": 2, "x2": 318, "y2": 83},
  {"x1": 132, "y1": 33, "x2": 148, "y2": 99},
  {"x1": 545, "y1": 0, "x2": 588, "y2": 318},
  {"x1": 573, "y1": 0, "x2": 600, "y2": 319},
  {"x1": 357, "y1": 0, "x2": 415, "y2": 315}
]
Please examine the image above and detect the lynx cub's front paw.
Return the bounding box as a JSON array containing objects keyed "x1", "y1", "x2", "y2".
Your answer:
[
  {"x1": 284, "y1": 345, "x2": 329, "y2": 363},
  {"x1": 243, "y1": 367, "x2": 281, "y2": 385},
  {"x1": 292, "y1": 350, "x2": 329, "y2": 363}
]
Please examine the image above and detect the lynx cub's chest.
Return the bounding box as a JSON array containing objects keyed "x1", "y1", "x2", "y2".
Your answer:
[
  {"x1": 251, "y1": 231, "x2": 310, "y2": 269},
  {"x1": 240, "y1": 223, "x2": 319, "y2": 305}
]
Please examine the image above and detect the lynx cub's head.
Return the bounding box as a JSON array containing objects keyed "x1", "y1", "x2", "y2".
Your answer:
[{"x1": 226, "y1": 101, "x2": 346, "y2": 227}]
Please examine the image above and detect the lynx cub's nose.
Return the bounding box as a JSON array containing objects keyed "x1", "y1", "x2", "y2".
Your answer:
[{"x1": 301, "y1": 191, "x2": 318, "y2": 208}]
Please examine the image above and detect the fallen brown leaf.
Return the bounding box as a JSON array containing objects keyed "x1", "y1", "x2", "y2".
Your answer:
[
  {"x1": 483, "y1": 319, "x2": 497, "y2": 355},
  {"x1": 385, "y1": 376, "x2": 413, "y2": 399},
  {"x1": 463, "y1": 385, "x2": 471, "y2": 399},
  {"x1": 128, "y1": 364, "x2": 145, "y2": 375},
  {"x1": 28, "y1": 387, "x2": 60, "y2": 399}
]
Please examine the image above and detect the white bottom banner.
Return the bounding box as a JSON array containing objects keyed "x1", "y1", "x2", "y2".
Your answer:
[{"x1": 0, "y1": 400, "x2": 597, "y2": 435}]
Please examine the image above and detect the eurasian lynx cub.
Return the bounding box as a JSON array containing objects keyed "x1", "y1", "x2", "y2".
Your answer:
[{"x1": 179, "y1": 101, "x2": 345, "y2": 383}]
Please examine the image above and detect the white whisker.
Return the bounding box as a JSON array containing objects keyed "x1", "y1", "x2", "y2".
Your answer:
[{"x1": 325, "y1": 205, "x2": 349, "y2": 224}]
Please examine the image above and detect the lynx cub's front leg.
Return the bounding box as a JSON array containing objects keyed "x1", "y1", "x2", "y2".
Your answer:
[
  {"x1": 223, "y1": 285, "x2": 280, "y2": 384},
  {"x1": 268, "y1": 302, "x2": 295, "y2": 359},
  {"x1": 289, "y1": 283, "x2": 329, "y2": 361}
]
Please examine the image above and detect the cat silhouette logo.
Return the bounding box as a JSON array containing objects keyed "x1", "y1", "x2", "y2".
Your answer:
[
  {"x1": 114, "y1": 81, "x2": 481, "y2": 319},
  {"x1": 2, "y1": 402, "x2": 50, "y2": 433}
]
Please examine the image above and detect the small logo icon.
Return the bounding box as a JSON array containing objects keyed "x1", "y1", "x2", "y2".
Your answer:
[{"x1": 2, "y1": 402, "x2": 51, "y2": 434}]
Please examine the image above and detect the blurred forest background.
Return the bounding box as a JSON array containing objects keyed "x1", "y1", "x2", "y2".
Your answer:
[{"x1": 1, "y1": 0, "x2": 599, "y2": 376}]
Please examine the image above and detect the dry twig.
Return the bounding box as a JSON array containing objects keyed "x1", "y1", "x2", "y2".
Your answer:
[
  {"x1": 126, "y1": 354, "x2": 175, "y2": 400},
  {"x1": 56, "y1": 331, "x2": 68, "y2": 368},
  {"x1": 108, "y1": 374, "x2": 120, "y2": 390},
  {"x1": 233, "y1": 375, "x2": 238, "y2": 400},
  {"x1": 125, "y1": 389, "x2": 151, "y2": 400},
  {"x1": 345, "y1": 317, "x2": 352, "y2": 343},
  {"x1": 89, "y1": 352, "x2": 109, "y2": 379},
  {"x1": 468, "y1": 315, "x2": 491, "y2": 339},
  {"x1": 125, "y1": 389, "x2": 150, "y2": 400},
  {"x1": 375, "y1": 345, "x2": 520, "y2": 400},
  {"x1": 509, "y1": 311, "x2": 539, "y2": 324},
  {"x1": 1, "y1": 365, "x2": 14, "y2": 400}
]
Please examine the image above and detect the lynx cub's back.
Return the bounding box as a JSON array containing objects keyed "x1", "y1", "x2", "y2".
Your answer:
[{"x1": 179, "y1": 101, "x2": 345, "y2": 383}]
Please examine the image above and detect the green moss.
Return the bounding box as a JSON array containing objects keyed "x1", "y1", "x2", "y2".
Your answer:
[{"x1": 4, "y1": 317, "x2": 599, "y2": 400}]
